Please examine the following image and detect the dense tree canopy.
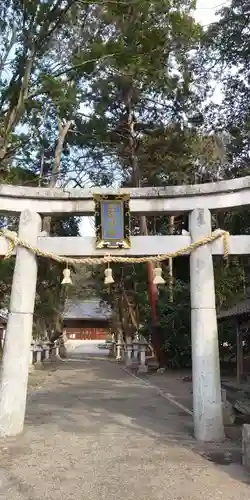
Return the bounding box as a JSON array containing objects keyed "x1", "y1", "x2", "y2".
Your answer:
[{"x1": 0, "y1": 0, "x2": 249, "y2": 363}]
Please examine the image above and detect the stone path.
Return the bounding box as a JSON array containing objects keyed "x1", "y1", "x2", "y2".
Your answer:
[{"x1": 0, "y1": 359, "x2": 249, "y2": 500}]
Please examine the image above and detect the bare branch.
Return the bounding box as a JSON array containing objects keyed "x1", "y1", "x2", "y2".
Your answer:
[{"x1": 0, "y1": 26, "x2": 17, "y2": 79}]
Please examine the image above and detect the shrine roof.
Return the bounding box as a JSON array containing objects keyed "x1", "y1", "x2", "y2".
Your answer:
[
  {"x1": 217, "y1": 298, "x2": 250, "y2": 320},
  {"x1": 63, "y1": 299, "x2": 112, "y2": 321}
]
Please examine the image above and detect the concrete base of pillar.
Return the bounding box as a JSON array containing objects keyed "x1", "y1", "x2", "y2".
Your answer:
[
  {"x1": 138, "y1": 364, "x2": 148, "y2": 374},
  {"x1": 242, "y1": 424, "x2": 250, "y2": 471}
]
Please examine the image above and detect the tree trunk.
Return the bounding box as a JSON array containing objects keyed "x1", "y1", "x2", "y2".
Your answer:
[
  {"x1": 122, "y1": 288, "x2": 138, "y2": 331},
  {"x1": 0, "y1": 48, "x2": 35, "y2": 162},
  {"x1": 126, "y1": 98, "x2": 160, "y2": 361},
  {"x1": 42, "y1": 119, "x2": 73, "y2": 233}
]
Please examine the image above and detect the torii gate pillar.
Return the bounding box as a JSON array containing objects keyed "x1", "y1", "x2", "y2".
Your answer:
[
  {"x1": 189, "y1": 208, "x2": 224, "y2": 441},
  {"x1": 0, "y1": 210, "x2": 41, "y2": 437}
]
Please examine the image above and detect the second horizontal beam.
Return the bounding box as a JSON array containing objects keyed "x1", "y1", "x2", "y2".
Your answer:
[{"x1": 0, "y1": 235, "x2": 249, "y2": 258}]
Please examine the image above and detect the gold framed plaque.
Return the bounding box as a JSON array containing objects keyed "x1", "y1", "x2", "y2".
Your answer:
[{"x1": 93, "y1": 194, "x2": 131, "y2": 249}]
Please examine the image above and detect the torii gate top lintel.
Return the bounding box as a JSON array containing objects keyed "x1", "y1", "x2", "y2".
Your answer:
[{"x1": 0, "y1": 175, "x2": 250, "y2": 215}]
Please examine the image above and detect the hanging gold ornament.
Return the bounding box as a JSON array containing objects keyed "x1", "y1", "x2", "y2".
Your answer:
[{"x1": 153, "y1": 265, "x2": 165, "y2": 285}]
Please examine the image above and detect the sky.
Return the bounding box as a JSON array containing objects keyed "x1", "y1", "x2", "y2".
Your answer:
[
  {"x1": 194, "y1": 0, "x2": 229, "y2": 24},
  {"x1": 80, "y1": 0, "x2": 230, "y2": 237}
]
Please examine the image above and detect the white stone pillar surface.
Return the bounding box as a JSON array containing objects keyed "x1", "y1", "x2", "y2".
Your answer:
[
  {"x1": 35, "y1": 348, "x2": 42, "y2": 364},
  {"x1": 125, "y1": 337, "x2": 133, "y2": 366},
  {"x1": 138, "y1": 341, "x2": 148, "y2": 373},
  {"x1": 121, "y1": 341, "x2": 125, "y2": 361},
  {"x1": 0, "y1": 210, "x2": 41, "y2": 437},
  {"x1": 189, "y1": 208, "x2": 224, "y2": 442},
  {"x1": 116, "y1": 343, "x2": 121, "y2": 361},
  {"x1": 116, "y1": 333, "x2": 123, "y2": 361},
  {"x1": 43, "y1": 345, "x2": 50, "y2": 360},
  {"x1": 133, "y1": 335, "x2": 139, "y2": 361}
]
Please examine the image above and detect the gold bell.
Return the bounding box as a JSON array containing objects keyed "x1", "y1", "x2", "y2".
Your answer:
[
  {"x1": 104, "y1": 267, "x2": 114, "y2": 285},
  {"x1": 153, "y1": 266, "x2": 165, "y2": 285},
  {"x1": 61, "y1": 267, "x2": 72, "y2": 285}
]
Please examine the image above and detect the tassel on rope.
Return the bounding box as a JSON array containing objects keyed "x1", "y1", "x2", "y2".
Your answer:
[
  {"x1": 61, "y1": 263, "x2": 72, "y2": 285},
  {"x1": 213, "y1": 229, "x2": 229, "y2": 267},
  {"x1": 3, "y1": 230, "x2": 18, "y2": 259},
  {"x1": 104, "y1": 256, "x2": 114, "y2": 285},
  {"x1": 223, "y1": 231, "x2": 229, "y2": 266},
  {"x1": 153, "y1": 264, "x2": 165, "y2": 285}
]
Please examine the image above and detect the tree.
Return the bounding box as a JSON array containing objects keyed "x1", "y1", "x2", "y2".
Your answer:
[
  {"x1": 204, "y1": 0, "x2": 250, "y2": 174},
  {"x1": 0, "y1": 1, "x2": 95, "y2": 335},
  {"x1": 1, "y1": 0, "x2": 248, "y2": 364},
  {"x1": 68, "y1": 0, "x2": 205, "y2": 359},
  {"x1": 0, "y1": 164, "x2": 80, "y2": 339}
]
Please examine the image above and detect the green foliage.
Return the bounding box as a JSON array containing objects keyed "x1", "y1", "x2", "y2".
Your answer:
[
  {"x1": 140, "y1": 280, "x2": 191, "y2": 369},
  {"x1": 68, "y1": 1, "x2": 250, "y2": 367},
  {"x1": 33, "y1": 216, "x2": 80, "y2": 339},
  {"x1": 204, "y1": 0, "x2": 250, "y2": 173},
  {"x1": 214, "y1": 258, "x2": 245, "y2": 310},
  {"x1": 0, "y1": 166, "x2": 80, "y2": 338}
]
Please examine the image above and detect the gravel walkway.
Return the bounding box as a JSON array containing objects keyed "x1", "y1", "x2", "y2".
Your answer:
[{"x1": 0, "y1": 359, "x2": 249, "y2": 500}]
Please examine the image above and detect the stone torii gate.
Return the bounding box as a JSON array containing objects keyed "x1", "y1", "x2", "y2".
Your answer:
[{"x1": 0, "y1": 177, "x2": 250, "y2": 442}]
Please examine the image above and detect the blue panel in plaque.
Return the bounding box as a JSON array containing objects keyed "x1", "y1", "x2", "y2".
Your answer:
[{"x1": 101, "y1": 201, "x2": 124, "y2": 240}]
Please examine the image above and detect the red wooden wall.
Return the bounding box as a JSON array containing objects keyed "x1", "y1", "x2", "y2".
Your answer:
[{"x1": 65, "y1": 327, "x2": 110, "y2": 340}]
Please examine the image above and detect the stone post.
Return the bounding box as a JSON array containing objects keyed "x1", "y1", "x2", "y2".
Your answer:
[
  {"x1": 43, "y1": 344, "x2": 50, "y2": 361},
  {"x1": 125, "y1": 337, "x2": 133, "y2": 366},
  {"x1": 29, "y1": 344, "x2": 34, "y2": 366},
  {"x1": 121, "y1": 341, "x2": 125, "y2": 361},
  {"x1": 29, "y1": 344, "x2": 35, "y2": 374},
  {"x1": 138, "y1": 340, "x2": 148, "y2": 374},
  {"x1": 189, "y1": 208, "x2": 224, "y2": 442},
  {"x1": 109, "y1": 334, "x2": 116, "y2": 357},
  {"x1": 35, "y1": 346, "x2": 43, "y2": 367},
  {"x1": 133, "y1": 335, "x2": 139, "y2": 361},
  {"x1": 34, "y1": 345, "x2": 43, "y2": 370},
  {"x1": 0, "y1": 210, "x2": 41, "y2": 437},
  {"x1": 116, "y1": 333, "x2": 123, "y2": 361},
  {"x1": 51, "y1": 341, "x2": 61, "y2": 361}
]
